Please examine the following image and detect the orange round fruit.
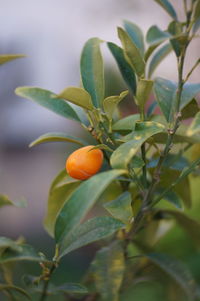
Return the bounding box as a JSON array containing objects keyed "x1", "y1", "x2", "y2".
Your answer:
[{"x1": 66, "y1": 145, "x2": 104, "y2": 180}]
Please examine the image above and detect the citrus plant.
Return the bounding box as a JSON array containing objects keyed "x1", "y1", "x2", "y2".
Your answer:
[{"x1": 1, "y1": 0, "x2": 200, "y2": 300}]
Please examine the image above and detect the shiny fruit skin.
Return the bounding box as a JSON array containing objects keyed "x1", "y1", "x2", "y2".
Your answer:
[{"x1": 66, "y1": 145, "x2": 104, "y2": 180}]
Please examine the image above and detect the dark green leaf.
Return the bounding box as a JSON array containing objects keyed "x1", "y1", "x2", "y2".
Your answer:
[
  {"x1": 136, "y1": 79, "x2": 153, "y2": 107},
  {"x1": 29, "y1": 132, "x2": 87, "y2": 148},
  {"x1": 59, "y1": 216, "x2": 125, "y2": 258},
  {"x1": 0, "y1": 284, "x2": 31, "y2": 300},
  {"x1": 118, "y1": 27, "x2": 145, "y2": 77},
  {"x1": 159, "y1": 190, "x2": 183, "y2": 209},
  {"x1": 92, "y1": 242, "x2": 125, "y2": 301},
  {"x1": 57, "y1": 86, "x2": 94, "y2": 110},
  {"x1": 181, "y1": 99, "x2": 199, "y2": 119},
  {"x1": 112, "y1": 114, "x2": 140, "y2": 134},
  {"x1": 56, "y1": 283, "x2": 88, "y2": 294},
  {"x1": 187, "y1": 111, "x2": 200, "y2": 136},
  {"x1": 154, "y1": 78, "x2": 200, "y2": 122},
  {"x1": 110, "y1": 121, "x2": 165, "y2": 169},
  {"x1": 0, "y1": 54, "x2": 25, "y2": 65},
  {"x1": 144, "y1": 253, "x2": 196, "y2": 301},
  {"x1": 147, "y1": 154, "x2": 189, "y2": 171},
  {"x1": 146, "y1": 25, "x2": 171, "y2": 45},
  {"x1": 103, "y1": 91, "x2": 128, "y2": 120},
  {"x1": 104, "y1": 192, "x2": 133, "y2": 224},
  {"x1": 123, "y1": 20, "x2": 145, "y2": 55},
  {"x1": 154, "y1": 0, "x2": 177, "y2": 19},
  {"x1": 55, "y1": 169, "x2": 126, "y2": 246},
  {"x1": 15, "y1": 87, "x2": 81, "y2": 122},
  {"x1": 168, "y1": 21, "x2": 183, "y2": 57},
  {"x1": 107, "y1": 42, "x2": 136, "y2": 95},
  {"x1": 80, "y1": 38, "x2": 104, "y2": 107},
  {"x1": 161, "y1": 209, "x2": 200, "y2": 247},
  {"x1": 181, "y1": 83, "x2": 200, "y2": 108},
  {"x1": 148, "y1": 43, "x2": 172, "y2": 78},
  {"x1": 0, "y1": 244, "x2": 42, "y2": 263},
  {"x1": 44, "y1": 170, "x2": 80, "y2": 236}
]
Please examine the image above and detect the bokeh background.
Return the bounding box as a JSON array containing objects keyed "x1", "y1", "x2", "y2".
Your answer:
[{"x1": 0, "y1": 0, "x2": 199, "y2": 300}]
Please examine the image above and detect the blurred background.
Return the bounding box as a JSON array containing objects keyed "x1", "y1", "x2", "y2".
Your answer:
[{"x1": 0, "y1": 0, "x2": 199, "y2": 299}]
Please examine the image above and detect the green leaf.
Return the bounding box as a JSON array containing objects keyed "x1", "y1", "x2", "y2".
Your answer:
[
  {"x1": 0, "y1": 237, "x2": 21, "y2": 254},
  {"x1": 92, "y1": 242, "x2": 125, "y2": 301},
  {"x1": 103, "y1": 91, "x2": 128, "y2": 120},
  {"x1": 136, "y1": 79, "x2": 153, "y2": 107},
  {"x1": 144, "y1": 253, "x2": 196, "y2": 301},
  {"x1": 178, "y1": 157, "x2": 200, "y2": 180},
  {"x1": 0, "y1": 195, "x2": 13, "y2": 208},
  {"x1": 56, "y1": 283, "x2": 88, "y2": 294},
  {"x1": 0, "y1": 244, "x2": 42, "y2": 263},
  {"x1": 194, "y1": 0, "x2": 200, "y2": 22},
  {"x1": 161, "y1": 209, "x2": 200, "y2": 247},
  {"x1": 44, "y1": 170, "x2": 80, "y2": 236},
  {"x1": 0, "y1": 54, "x2": 25, "y2": 65},
  {"x1": 130, "y1": 155, "x2": 145, "y2": 169},
  {"x1": 181, "y1": 99, "x2": 199, "y2": 120},
  {"x1": 59, "y1": 216, "x2": 125, "y2": 258},
  {"x1": 104, "y1": 192, "x2": 133, "y2": 224},
  {"x1": 187, "y1": 111, "x2": 200, "y2": 136},
  {"x1": 90, "y1": 144, "x2": 114, "y2": 152},
  {"x1": 80, "y1": 38, "x2": 104, "y2": 107},
  {"x1": 57, "y1": 86, "x2": 94, "y2": 110},
  {"x1": 107, "y1": 42, "x2": 136, "y2": 95},
  {"x1": 112, "y1": 114, "x2": 140, "y2": 134},
  {"x1": 155, "y1": 159, "x2": 200, "y2": 207},
  {"x1": 111, "y1": 121, "x2": 165, "y2": 169},
  {"x1": 154, "y1": 78, "x2": 200, "y2": 122},
  {"x1": 154, "y1": 0, "x2": 177, "y2": 20},
  {"x1": 159, "y1": 189, "x2": 183, "y2": 209},
  {"x1": 145, "y1": 44, "x2": 162, "y2": 62},
  {"x1": 0, "y1": 195, "x2": 27, "y2": 208},
  {"x1": 148, "y1": 43, "x2": 172, "y2": 78},
  {"x1": 168, "y1": 21, "x2": 183, "y2": 57},
  {"x1": 193, "y1": 17, "x2": 200, "y2": 33},
  {"x1": 147, "y1": 101, "x2": 157, "y2": 117},
  {"x1": 118, "y1": 27, "x2": 145, "y2": 77},
  {"x1": 181, "y1": 83, "x2": 200, "y2": 108},
  {"x1": 15, "y1": 87, "x2": 81, "y2": 122},
  {"x1": 123, "y1": 20, "x2": 145, "y2": 55},
  {"x1": 146, "y1": 25, "x2": 171, "y2": 46},
  {"x1": 55, "y1": 169, "x2": 126, "y2": 246},
  {"x1": 29, "y1": 132, "x2": 87, "y2": 148},
  {"x1": 0, "y1": 284, "x2": 31, "y2": 300}
]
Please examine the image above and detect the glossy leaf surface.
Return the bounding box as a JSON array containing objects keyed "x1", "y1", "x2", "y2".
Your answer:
[
  {"x1": 104, "y1": 192, "x2": 133, "y2": 224},
  {"x1": 111, "y1": 121, "x2": 165, "y2": 169},
  {"x1": 118, "y1": 27, "x2": 145, "y2": 77},
  {"x1": 55, "y1": 169, "x2": 126, "y2": 245},
  {"x1": 80, "y1": 38, "x2": 104, "y2": 107},
  {"x1": 57, "y1": 86, "x2": 94, "y2": 110},
  {"x1": 59, "y1": 216, "x2": 125, "y2": 258},
  {"x1": 15, "y1": 87, "x2": 81, "y2": 122},
  {"x1": 107, "y1": 42, "x2": 137, "y2": 95},
  {"x1": 29, "y1": 132, "x2": 87, "y2": 147}
]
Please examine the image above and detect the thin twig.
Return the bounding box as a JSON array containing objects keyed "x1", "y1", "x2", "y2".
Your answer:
[{"x1": 184, "y1": 59, "x2": 200, "y2": 83}]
